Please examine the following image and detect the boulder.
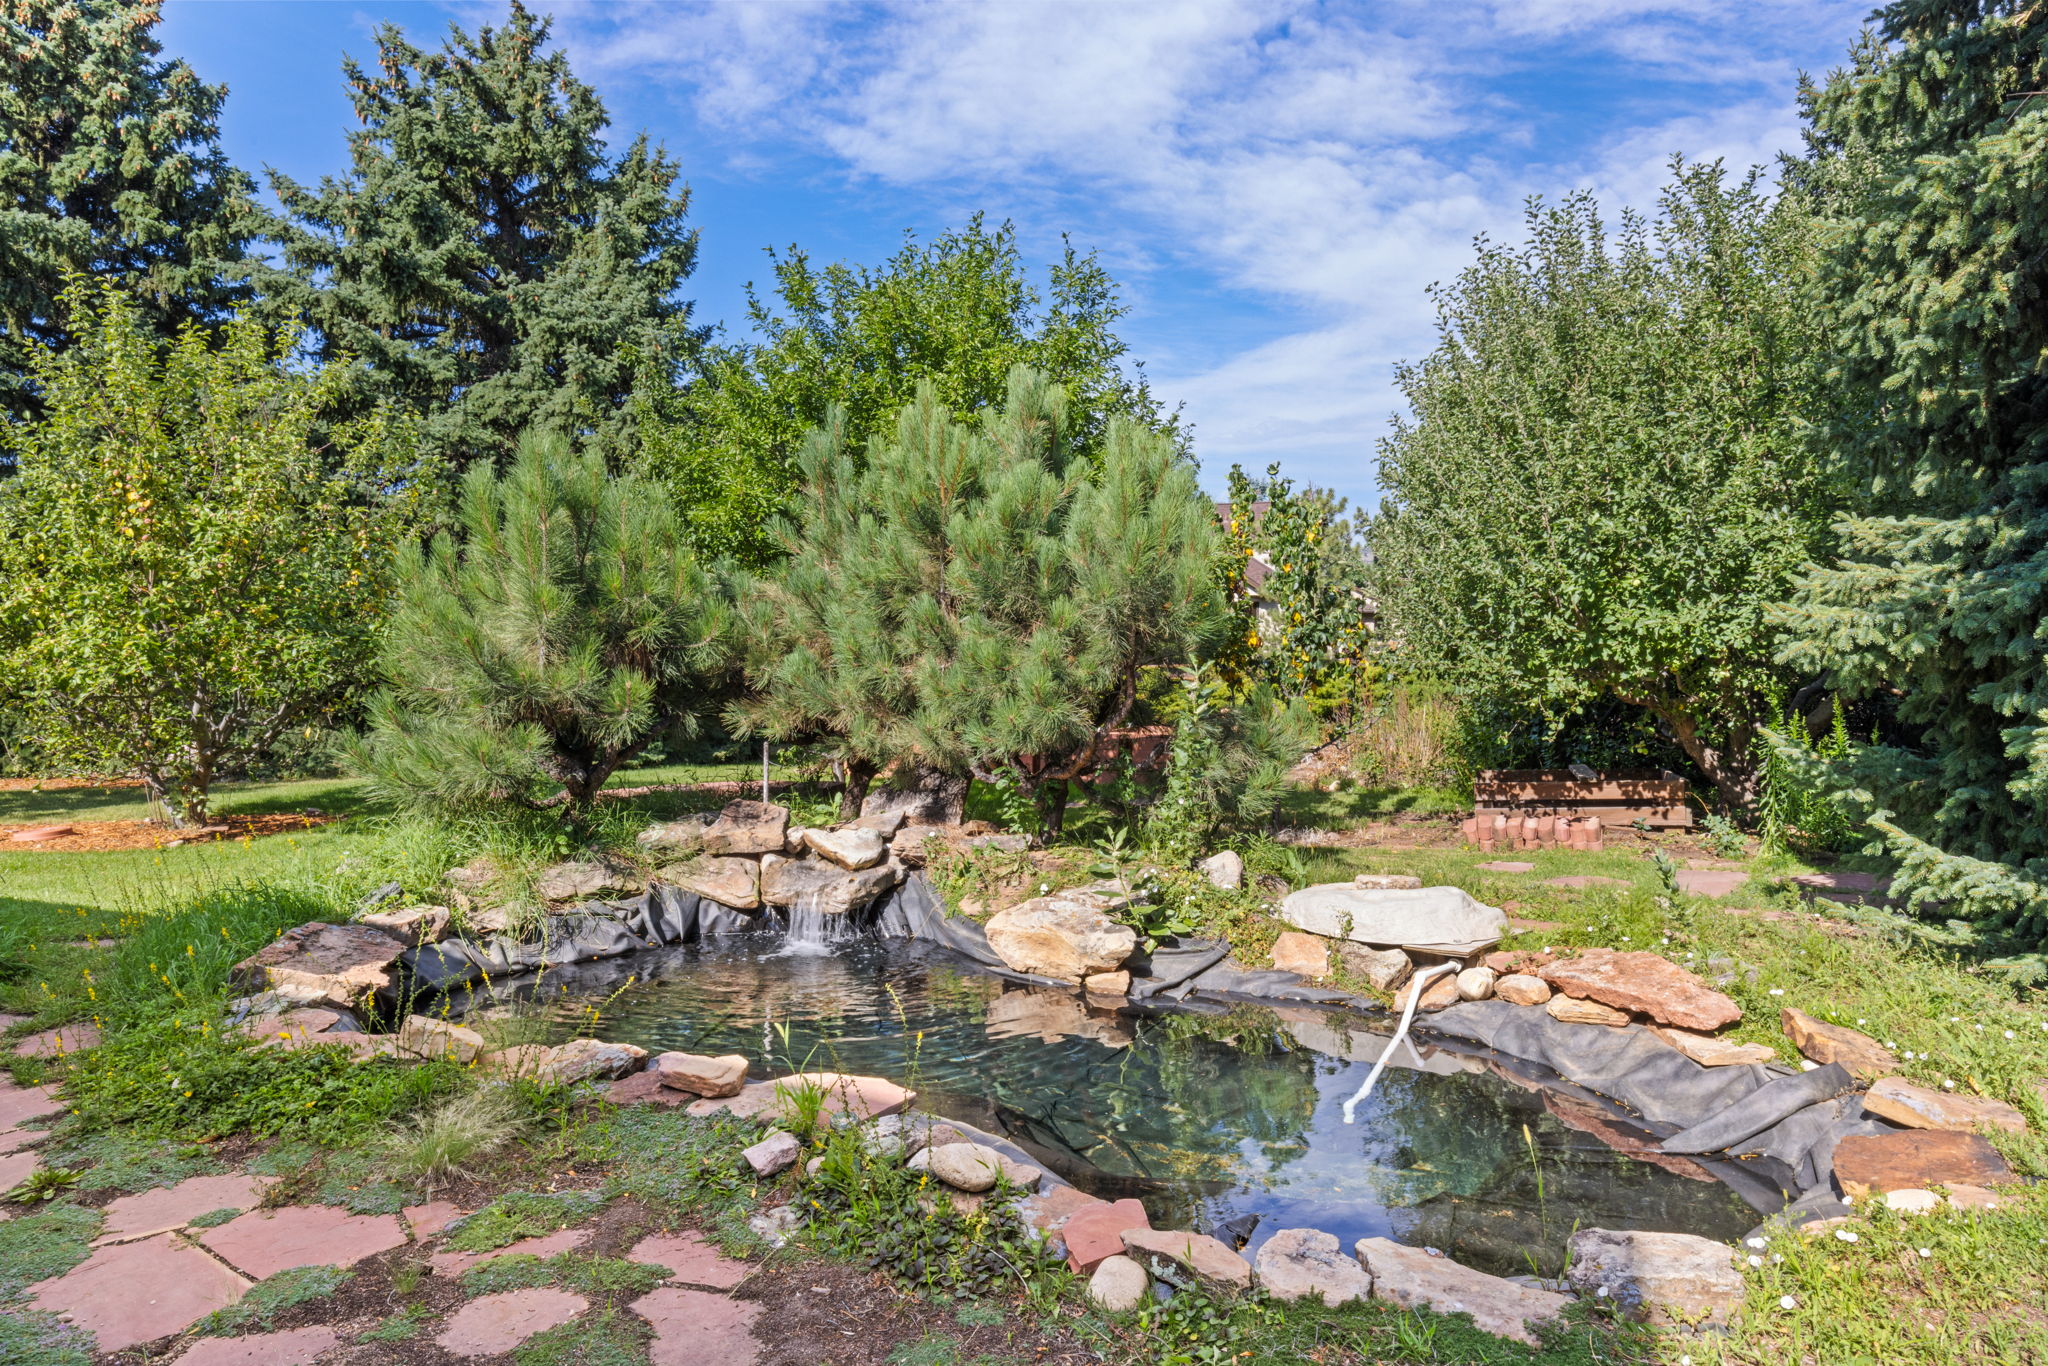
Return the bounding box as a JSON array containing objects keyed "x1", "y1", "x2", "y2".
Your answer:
[
  {"x1": 759, "y1": 857, "x2": 901, "y2": 915},
  {"x1": 444, "y1": 857, "x2": 500, "y2": 891},
  {"x1": 673, "y1": 857, "x2": 762, "y2": 911},
  {"x1": 230, "y1": 922, "x2": 408, "y2": 1006},
  {"x1": 1394, "y1": 972, "x2": 1459, "y2": 1013},
  {"x1": 803, "y1": 827, "x2": 888, "y2": 870},
  {"x1": 357, "y1": 905, "x2": 451, "y2": 947},
  {"x1": 1120, "y1": 1228, "x2": 1253, "y2": 1291},
  {"x1": 1355, "y1": 1238, "x2": 1568, "y2": 1346},
  {"x1": 686, "y1": 1072, "x2": 915, "y2": 1123},
  {"x1": 1353, "y1": 873, "x2": 1423, "y2": 890},
  {"x1": 1253, "y1": 1228, "x2": 1370, "y2": 1305},
  {"x1": 1649, "y1": 1025, "x2": 1777, "y2": 1067},
  {"x1": 701, "y1": 800, "x2": 791, "y2": 856},
  {"x1": 535, "y1": 858, "x2": 642, "y2": 901},
  {"x1": 397, "y1": 1015, "x2": 485, "y2": 1063},
  {"x1": 1269, "y1": 931, "x2": 1330, "y2": 978},
  {"x1": 635, "y1": 813, "x2": 714, "y2": 855},
  {"x1": 1832, "y1": 1130, "x2": 2015, "y2": 1200},
  {"x1": 1082, "y1": 970, "x2": 1132, "y2": 998},
  {"x1": 1537, "y1": 951, "x2": 1740, "y2": 1031},
  {"x1": 1455, "y1": 966, "x2": 1497, "y2": 1001},
  {"x1": 1565, "y1": 1228, "x2": 1743, "y2": 1332},
  {"x1": 983, "y1": 893, "x2": 1138, "y2": 983},
  {"x1": 859, "y1": 769, "x2": 969, "y2": 827},
  {"x1": 1088, "y1": 1255, "x2": 1150, "y2": 1312},
  {"x1": 927, "y1": 1142, "x2": 1041, "y2": 1194},
  {"x1": 1780, "y1": 1008, "x2": 1899, "y2": 1080},
  {"x1": 1279, "y1": 884, "x2": 1504, "y2": 956},
  {"x1": 851, "y1": 808, "x2": 907, "y2": 839},
  {"x1": 1862, "y1": 1076, "x2": 2029, "y2": 1134},
  {"x1": 1494, "y1": 973, "x2": 1552, "y2": 1007},
  {"x1": 1336, "y1": 943, "x2": 1412, "y2": 992},
  {"x1": 743, "y1": 1130, "x2": 801, "y2": 1177},
  {"x1": 1885, "y1": 1188, "x2": 1942, "y2": 1214},
  {"x1": 1199, "y1": 851, "x2": 1245, "y2": 891},
  {"x1": 536, "y1": 1038, "x2": 647, "y2": 1083},
  {"x1": 1064, "y1": 1198, "x2": 1150, "y2": 1273},
  {"x1": 1546, "y1": 995, "x2": 1631, "y2": 1027},
  {"x1": 655, "y1": 1051, "x2": 751, "y2": 1098}
]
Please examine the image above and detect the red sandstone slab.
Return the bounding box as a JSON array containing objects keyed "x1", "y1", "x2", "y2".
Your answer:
[
  {"x1": 28, "y1": 1232, "x2": 250, "y2": 1353},
  {"x1": 1020, "y1": 1184, "x2": 1104, "y2": 1235},
  {"x1": 627, "y1": 1231, "x2": 748, "y2": 1289},
  {"x1": 100, "y1": 1173, "x2": 275, "y2": 1243},
  {"x1": 1474, "y1": 861, "x2": 1536, "y2": 873},
  {"x1": 172, "y1": 1325, "x2": 341, "y2": 1365},
  {"x1": 435, "y1": 1288, "x2": 586, "y2": 1356},
  {"x1": 10, "y1": 825, "x2": 76, "y2": 842},
  {"x1": 1833, "y1": 1130, "x2": 2015, "y2": 1201},
  {"x1": 12, "y1": 1023, "x2": 100, "y2": 1057},
  {"x1": 685, "y1": 1072, "x2": 914, "y2": 1123},
  {"x1": 605, "y1": 1070, "x2": 692, "y2": 1107},
  {"x1": 1672, "y1": 869, "x2": 1748, "y2": 897},
  {"x1": 0, "y1": 1149, "x2": 39, "y2": 1191},
  {"x1": 0, "y1": 1079, "x2": 63, "y2": 1129},
  {"x1": 402, "y1": 1201, "x2": 467, "y2": 1239},
  {"x1": 429, "y1": 1226, "x2": 590, "y2": 1277},
  {"x1": 1063, "y1": 1197, "x2": 1150, "y2": 1273},
  {"x1": 633, "y1": 1286, "x2": 763, "y2": 1366},
  {"x1": 199, "y1": 1205, "x2": 406, "y2": 1279}
]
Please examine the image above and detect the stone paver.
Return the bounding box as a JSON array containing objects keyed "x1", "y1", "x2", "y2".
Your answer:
[
  {"x1": 0, "y1": 1148, "x2": 40, "y2": 1190},
  {"x1": 0, "y1": 1078, "x2": 63, "y2": 1128},
  {"x1": 1063, "y1": 1197, "x2": 1150, "y2": 1273},
  {"x1": 28, "y1": 1232, "x2": 249, "y2": 1353},
  {"x1": 172, "y1": 1325, "x2": 340, "y2": 1365},
  {"x1": 402, "y1": 1200, "x2": 468, "y2": 1239},
  {"x1": 1833, "y1": 1130, "x2": 2015, "y2": 1201},
  {"x1": 1672, "y1": 869, "x2": 1748, "y2": 898},
  {"x1": 632, "y1": 1286, "x2": 763, "y2": 1366},
  {"x1": 1474, "y1": 861, "x2": 1536, "y2": 873},
  {"x1": 1543, "y1": 875, "x2": 1633, "y2": 889},
  {"x1": 429, "y1": 1226, "x2": 590, "y2": 1277},
  {"x1": 99, "y1": 1173, "x2": 274, "y2": 1243},
  {"x1": 627, "y1": 1230, "x2": 749, "y2": 1289},
  {"x1": 12, "y1": 1023, "x2": 100, "y2": 1057},
  {"x1": 435, "y1": 1288, "x2": 586, "y2": 1356},
  {"x1": 200, "y1": 1204, "x2": 406, "y2": 1279}
]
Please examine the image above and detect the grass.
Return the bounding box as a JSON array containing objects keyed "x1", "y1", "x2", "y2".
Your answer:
[
  {"x1": 0, "y1": 1203, "x2": 101, "y2": 1301},
  {"x1": 511, "y1": 1307, "x2": 651, "y2": 1366},
  {"x1": 460, "y1": 1251, "x2": 663, "y2": 1299},
  {"x1": 442, "y1": 1189, "x2": 610, "y2": 1253},
  {"x1": 0, "y1": 1310, "x2": 93, "y2": 1366},
  {"x1": 375, "y1": 1086, "x2": 528, "y2": 1192},
  {"x1": 197, "y1": 1264, "x2": 352, "y2": 1336}
]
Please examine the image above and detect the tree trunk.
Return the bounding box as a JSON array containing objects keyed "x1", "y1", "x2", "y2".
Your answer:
[
  {"x1": 1037, "y1": 780, "x2": 1070, "y2": 843},
  {"x1": 838, "y1": 758, "x2": 878, "y2": 824},
  {"x1": 1662, "y1": 710, "x2": 1763, "y2": 816}
]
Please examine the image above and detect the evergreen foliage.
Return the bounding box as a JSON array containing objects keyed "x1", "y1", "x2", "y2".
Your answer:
[
  {"x1": 348, "y1": 437, "x2": 738, "y2": 814},
  {"x1": 642, "y1": 216, "x2": 1175, "y2": 567},
  {"x1": 266, "y1": 2, "x2": 701, "y2": 469},
  {"x1": 1143, "y1": 662, "x2": 1312, "y2": 865},
  {"x1": 0, "y1": 280, "x2": 421, "y2": 825},
  {"x1": 0, "y1": 0, "x2": 263, "y2": 429},
  {"x1": 1370, "y1": 161, "x2": 1839, "y2": 811},
  {"x1": 735, "y1": 368, "x2": 1218, "y2": 834},
  {"x1": 1777, "y1": 0, "x2": 2048, "y2": 950}
]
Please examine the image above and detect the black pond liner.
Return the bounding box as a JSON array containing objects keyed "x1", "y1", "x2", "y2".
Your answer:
[{"x1": 385, "y1": 874, "x2": 1872, "y2": 1233}]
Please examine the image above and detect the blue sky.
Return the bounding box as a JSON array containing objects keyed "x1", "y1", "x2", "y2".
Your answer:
[{"x1": 158, "y1": 0, "x2": 1868, "y2": 510}]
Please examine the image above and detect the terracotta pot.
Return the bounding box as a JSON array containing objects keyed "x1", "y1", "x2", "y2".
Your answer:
[{"x1": 1535, "y1": 815, "x2": 1555, "y2": 843}]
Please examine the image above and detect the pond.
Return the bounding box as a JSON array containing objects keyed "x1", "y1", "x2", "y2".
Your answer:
[{"x1": 516, "y1": 933, "x2": 1759, "y2": 1278}]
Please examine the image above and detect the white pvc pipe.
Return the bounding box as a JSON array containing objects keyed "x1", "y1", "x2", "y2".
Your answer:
[{"x1": 1341, "y1": 961, "x2": 1459, "y2": 1124}]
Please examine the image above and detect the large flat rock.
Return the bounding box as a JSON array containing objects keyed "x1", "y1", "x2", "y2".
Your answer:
[
  {"x1": 1565, "y1": 1228, "x2": 1742, "y2": 1331},
  {"x1": 1863, "y1": 1076, "x2": 2029, "y2": 1134},
  {"x1": 28, "y1": 1233, "x2": 250, "y2": 1353},
  {"x1": 1254, "y1": 1227, "x2": 1370, "y2": 1304},
  {"x1": 199, "y1": 1205, "x2": 406, "y2": 1278},
  {"x1": 1120, "y1": 1227, "x2": 1252, "y2": 1291},
  {"x1": 983, "y1": 893, "x2": 1137, "y2": 983},
  {"x1": 627, "y1": 1231, "x2": 748, "y2": 1290},
  {"x1": 1780, "y1": 1008, "x2": 1899, "y2": 1081},
  {"x1": 229, "y1": 922, "x2": 407, "y2": 1005},
  {"x1": 99, "y1": 1173, "x2": 275, "y2": 1243},
  {"x1": 436, "y1": 1288, "x2": 587, "y2": 1356},
  {"x1": 758, "y1": 856, "x2": 900, "y2": 914},
  {"x1": 1280, "y1": 885, "x2": 1504, "y2": 955},
  {"x1": 633, "y1": 1286, "x2": 763, "y2": 1366},
  {"x1": 171, "y1": 1325, "x2": 341, "y2": 1365},
  {"x1": 1355, "y1": 1237, "x2": 1568, "y2": 1346},
  {"x1": 685, "y1": 1071, "x2": 914, "y2": 1123},
  {"x1": 701, "y1": 800, "x2": 790, "y2": 856},
  {"x1": 1538, "y1": 950, "x2": 1740, "y2": 1031},
  {"x1": 1832, "y1": 1130, "x2": 2015, "y2": 1200}
]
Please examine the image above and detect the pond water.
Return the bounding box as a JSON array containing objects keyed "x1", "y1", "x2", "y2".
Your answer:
[{"x1": 518, "y1": 934, "x2": 1759, "y2": 1277}]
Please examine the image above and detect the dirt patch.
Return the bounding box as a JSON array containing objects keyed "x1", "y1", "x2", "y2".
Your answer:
[{"x1": 2, "y1": 811, "x2": 342, "y2": 853}]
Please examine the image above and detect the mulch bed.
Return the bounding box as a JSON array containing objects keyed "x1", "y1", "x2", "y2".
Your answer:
[
  {"x1": 0, "y1": 777, "x2": 147, "y2": 792},
  {"x1": 3, "y1": 811, "x2": 342, "y2": 854}
]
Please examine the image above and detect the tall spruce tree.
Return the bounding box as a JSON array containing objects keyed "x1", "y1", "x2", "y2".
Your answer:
[
  {"x1": 736, "y1": 368, "x2": 1218, "y2": 833},
  {"x1": 267, "y1": 1, "x2": 701, "y2": 468},
  {"x1": 0, "y1": 0, "x2": 263, "y2": 429},
  {"x1": 1777, "y1": 1, "x2": 2048, "y2": 951}
]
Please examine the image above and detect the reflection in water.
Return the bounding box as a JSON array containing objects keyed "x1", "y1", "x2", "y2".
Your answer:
[{"x1": 518, "y1": 937, "x2": 1756, "y2": 1276}]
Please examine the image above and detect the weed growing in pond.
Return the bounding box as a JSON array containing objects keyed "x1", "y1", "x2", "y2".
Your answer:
[{"x1": 198, "y1": 1264, "x2": 351, "y2": 1335}]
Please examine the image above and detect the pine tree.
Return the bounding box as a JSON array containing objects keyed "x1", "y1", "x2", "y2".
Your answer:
[
  {"x1": 0, "y1": 0, "x2": 263, "y2": 428},
  {"x1": 1776, "y1": 1, "x2": 2048, "y2": 950},
  {"x1": 642, "y1": 216, "x2": 1176, "y2": 567},
  {"x1": 267, "y1": 2, "x2": 701, "y2": 468},
  {"x1": 346, "y1": 437, "x2": 738, "y2": 815},
  {"x1": 736, "y1": 368, "x2": 1219, "y2": 834}
]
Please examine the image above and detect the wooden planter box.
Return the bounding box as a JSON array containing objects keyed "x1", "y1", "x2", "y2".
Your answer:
[{"x1": 1474, "y1": 769, "x2": 1694, "y2": 829}]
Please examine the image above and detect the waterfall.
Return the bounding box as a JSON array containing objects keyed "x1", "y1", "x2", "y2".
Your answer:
[{"x1": 774, "y1": 893, "x2": 856, "y2": 956}]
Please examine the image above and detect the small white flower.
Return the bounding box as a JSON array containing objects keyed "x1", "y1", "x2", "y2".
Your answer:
[
  {"x1": 1747, "y1": 1254, "x2": 1763, "y2": 1267},
  {"x1": 1943, "y1": 1080, "x2": 1956, "y2": 1090},
  {"x1": 2004, "y1": 1030, "x2": 2015, "y2": 1040},
  {"x1": 1771, "y1": 1253, "x2": 1784, "y2": 1263},
  {"x1": 1038, "y1": 883, "x2": 1049, "y2": 893},
  {"x1": 1835, "y1": 1229, "x2": 1859, "y2": 1243},
  {"x1": 1883, "y1": 1041, "x2": 1896, "y2": 1049},
  {"x1": 1917, "y1": 1248, "x2": 1932, "y2": 1259},
  {"x1": 1769, "y1": 988, "x2": 1785, "y2": 997},
  {"x1": 1746, "y1": 1237, "x2": 1767, "y2": 1249},
  {"x1": 1918, "y1": 1052, "x2": 1930, "y2": 1060},
  {"x1": 1856, "y1": 1018, "x2": 1866, "y2": 1025},
  {"x1": 1975, "y1": 1023, "x2": 1985, "y2": 1031},
  {"x1": 1780, "y1": 1295, "x2": 1798, "y2": 1310},
  {"x1": 1594, "y1": 1286, "x2": 1608, "y2": 1298},
  {"x1": 1949, "y1": 1016, "x2": 1960, "y2": 1023}
]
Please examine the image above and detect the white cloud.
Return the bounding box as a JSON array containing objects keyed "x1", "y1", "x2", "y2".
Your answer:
[{"x1": 561, "y1": 0, "x2": 1859, "y2": 502}]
